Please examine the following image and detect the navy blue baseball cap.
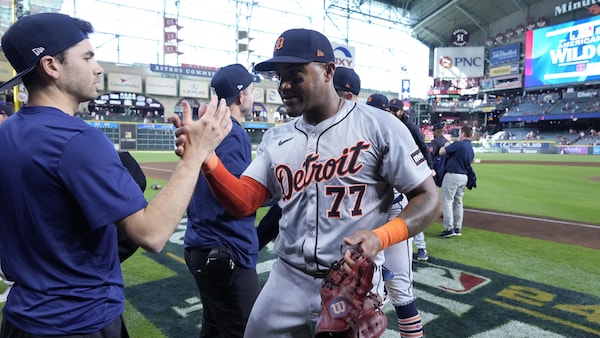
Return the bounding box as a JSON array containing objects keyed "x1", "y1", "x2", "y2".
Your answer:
[
  {"x1": 389, "y1": 98, "x2": 404, "y2": 111},
  {"x1": 254, "y1": 28, "x2": 334, "y2": 71},
  {"x1": 366, "y1": 94, "x2": 389, "y2": 111},
  {"x1": 0, "y1": 13, "x2": 92, "y2": 92},
  {"x1": 211, "y1": 64, "x2": 253, "y2": 106},
  {"x1": 0, "y1": 103, "x2": 13, "y2": 116},
  {"x1": 333, "y1": 67, "x2": 361, "y2": 95}
]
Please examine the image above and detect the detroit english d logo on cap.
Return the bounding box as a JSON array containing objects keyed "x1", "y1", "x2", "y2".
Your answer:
[{"x1": 275, "y1": 37, "x2": 285, "y2": 51}]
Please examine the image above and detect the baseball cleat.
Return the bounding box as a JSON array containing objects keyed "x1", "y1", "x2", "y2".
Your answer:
[{"x1": 439, "y1": 229, "x2": 455, "y2": 238}]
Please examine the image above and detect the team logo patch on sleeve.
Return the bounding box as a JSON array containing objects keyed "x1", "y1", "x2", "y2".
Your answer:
[{"x1": 410, "y1": 149, "x2": 426, "y2": 166}]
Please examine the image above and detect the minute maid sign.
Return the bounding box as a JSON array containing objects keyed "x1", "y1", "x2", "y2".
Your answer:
[{"x1": 555, "y1": 0, "x2": 600, "y2": 16}]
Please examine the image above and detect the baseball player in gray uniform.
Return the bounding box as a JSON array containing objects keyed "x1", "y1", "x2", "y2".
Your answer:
[{"x1": 183, "y1": 28, "x2": 441, "y2": 337}]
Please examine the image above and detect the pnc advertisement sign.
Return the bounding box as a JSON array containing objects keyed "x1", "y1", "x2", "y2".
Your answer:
[{"x1": 433, "y1": 47, "x2": 484, "y2": 79}]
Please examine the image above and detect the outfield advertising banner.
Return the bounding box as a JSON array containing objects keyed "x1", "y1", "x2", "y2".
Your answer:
[
  {"x1": 524, "y1": 16, "x2": 600, "y2": 88},
  {"x1": 0, "y1": 60, "x2": 13, "y2": 82},
  {"x1": 481, "y1": 75, "x2": 522, "y2": 91},
  {"x1": 433, "y1": 47, "x2": 485, "y2": 79},
  {"x1": 489, "y1": 43, "x2": 521, "y2": 65},
  {"x1": 108, "y1": 73, "x2": 142, "y2": 93},
  {"x1": 559, "y1": 145, "x2": 589, "y2": 155},
  {"x1": 489, "y1": 63, "x2": 520, "y2": 77}
]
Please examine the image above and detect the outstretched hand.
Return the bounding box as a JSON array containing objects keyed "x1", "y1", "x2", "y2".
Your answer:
[{"x1": 172, "y1": 97, "x2": 231, "y2": 160}]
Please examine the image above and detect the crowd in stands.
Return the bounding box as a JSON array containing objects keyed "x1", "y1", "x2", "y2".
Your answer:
[
  {"x1": 75, "y1": 107, "x2": 166, "y2": 123},
  {"x1": 557, "y1": 128, "x2": 600, "y2": 145},
  {"x1": 503, "y1": 90, "x2": 600, "y2": 117},
  {"x1": 376, "y1": 85, "x2": 600, "y2": 121},
  {"x1": 480, "y1": 126, "x2": 600, "y2": 145}
]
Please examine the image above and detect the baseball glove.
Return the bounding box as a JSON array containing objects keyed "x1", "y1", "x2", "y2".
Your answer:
[{"x1": 314, "y1": 247, "x2": 387, "y2": 338}]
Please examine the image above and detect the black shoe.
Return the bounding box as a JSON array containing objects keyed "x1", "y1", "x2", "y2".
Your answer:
[
  {"x1": 454, "y1": 227, "x2": 462, "y2": 236},
  {"x1": 439, "y1": 229, "x2": 455, "y2": 238},
  {"x1": 416, "y1": 249, "x2": 429, "y2": 261}
]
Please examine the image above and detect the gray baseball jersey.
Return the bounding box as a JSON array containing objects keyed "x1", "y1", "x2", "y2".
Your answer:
[{"x1": 243, "y1": 100, "x2": 431, "y2": 274}]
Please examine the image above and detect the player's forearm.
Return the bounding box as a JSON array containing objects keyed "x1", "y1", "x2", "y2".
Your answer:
[
  {"x1": 121, "y1": 155, "x2": 204, "y2": 253},
  {"x1": 204, "y1": 155, "x2": 269, "y2": 218},
  {"x1": 373, "y1": 178, "x2": 441, "y2": 249},
  {"x1": 402, "y1": 178, "x2": 442, "y2": 236}
]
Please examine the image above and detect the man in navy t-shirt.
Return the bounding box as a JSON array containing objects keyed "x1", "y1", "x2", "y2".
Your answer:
[
  {"x1": 0, "y1": 13, "x2": 230, "y2": 336},
  {"x1": 438, "y1": 125, "x2": 475, "y2": 238}
]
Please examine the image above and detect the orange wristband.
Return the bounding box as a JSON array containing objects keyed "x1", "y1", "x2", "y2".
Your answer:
[
  {"x1": 201, "y1": 152, "x2": 219, "y2": 173},
  {"x1": 372, "y1": 217, "x2": 409, "y2": 249}
]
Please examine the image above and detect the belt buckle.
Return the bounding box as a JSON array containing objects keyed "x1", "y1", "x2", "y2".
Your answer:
[{"x1": 312, "y1": 270, "x2": 328, "y2": 278}]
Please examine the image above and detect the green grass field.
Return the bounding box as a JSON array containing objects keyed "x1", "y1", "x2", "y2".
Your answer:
[
  {"x1": 127, "y1": 151, "x2": 600, "y2": 335},
  {"x1": 134, "y1": 150, "x2": 600, "y2": 294},
  {"x1": 1, "y1": 151, "x2": 597, "y2": 337}
]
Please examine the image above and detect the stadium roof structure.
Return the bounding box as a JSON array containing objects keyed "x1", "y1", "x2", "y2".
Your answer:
[{"x1": 374, "y1": 0, "x2": 548, "y2": 49}]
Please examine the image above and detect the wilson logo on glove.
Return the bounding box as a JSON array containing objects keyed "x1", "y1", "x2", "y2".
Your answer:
[
  {"x1": 315, "y1": 247, "x2": 387, "y2": 338},
  {"x1": 330, "y1": 298, "x2": 350, "y2": 317}
]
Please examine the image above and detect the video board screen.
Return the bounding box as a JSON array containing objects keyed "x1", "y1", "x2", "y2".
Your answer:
[{"x1": 525, "y1": 16, "x2": 600, "y2": 88}]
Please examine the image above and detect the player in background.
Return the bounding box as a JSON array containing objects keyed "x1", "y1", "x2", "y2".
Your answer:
[
  {"x1": 183, "y1": 64, "x2": 260, "y2": 337},
  {"x1": 366, "y1": 93, "x2": 389, "y2": 111},
  {"x1": 334, "y1": 66, "x2": 362, "y2": 102},
  {"x1": 367, "y1": 95, "x2": 433, "y2": 337},
  {"x1": 175, "y1": 28, "x2": 441, "y2": 337},
  {"x1": 430, "y1": 123, "x2": 450, "y2": 158},
  {"x1": 0, "y1": 13, "x2": 231, "y2": 336},
  {"x1": 389, "y1": 98, "x2": 433, "y2": 262}
]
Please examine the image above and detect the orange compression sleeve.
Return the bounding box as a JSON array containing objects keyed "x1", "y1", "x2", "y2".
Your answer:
[
  {"x1": 202, "y1": 152, "x2": 219, "y2": 173},
  {"x1": 203, "y1": 156, "x2": 271, "y2": 218},
  {"x1": 372, "y1": 217, "x2": 409, "y2": 250}
]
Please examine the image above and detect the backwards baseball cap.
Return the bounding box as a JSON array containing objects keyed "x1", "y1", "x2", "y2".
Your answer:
[
  {"x1": 333, "y1": 67, "x2": 361, "y2": 96},
  {"x1": 211, "y1": 64, "x2": 253, "y2": 106},
  {"x1": 0, "y1": 13, "x2": 91, "y2": 92},
  {"x1": 254, "y1": 28, "x2": 334, "y2": 72},
  {"x1": 366, "y1": 94, "x2": 389, "y2": 111}
]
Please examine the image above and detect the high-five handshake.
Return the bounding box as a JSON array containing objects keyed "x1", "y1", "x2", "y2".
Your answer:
[{"x1": 172, "y1": 96, "x2": 232, "y2": 161}]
